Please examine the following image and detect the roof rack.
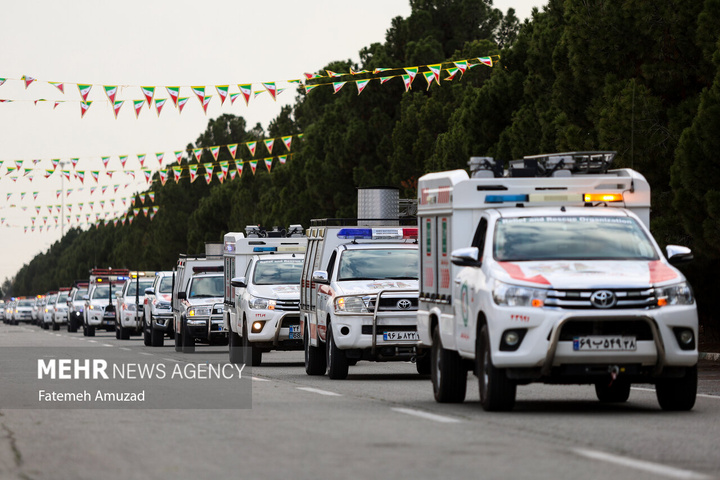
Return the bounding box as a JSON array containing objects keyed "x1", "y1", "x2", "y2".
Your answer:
[{"x1": 469, "y1": 151, "x2": 617, "y2": 178}]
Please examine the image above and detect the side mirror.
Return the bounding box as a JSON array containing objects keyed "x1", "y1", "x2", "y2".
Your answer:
[
  {"x1": 666, "y1": 245, "x2": 693, "y2": 265},
  {"x1": 451, "y1": 247, "x2": 482, "y2": 267},
  {"x1": 312, "y1": 271, "x2": 329, "y2": 284},
  {"x1": 144, "y1": 288, "x2": 155, "y2": 295},
  {"x1": 177, "y1": 292, "x2": 187, "y2": 300},
  {"x1": 82, "y1": 295, "x2": 89, "y2": 301},
  {"x1": 231, "y1": 277, "x2": 247, "y2": 288}
]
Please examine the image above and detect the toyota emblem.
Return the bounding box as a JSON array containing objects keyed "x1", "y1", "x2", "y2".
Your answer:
[
  {"x1": 396, "y1": 299, "x2": 412, "y2": 310},
  {"x1": 590, "y1": 290, "x2": 616, "y2": 309}
]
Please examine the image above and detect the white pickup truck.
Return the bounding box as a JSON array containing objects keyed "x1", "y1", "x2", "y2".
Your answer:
[{"x1": 417, "y1": 152, "x2": 698, "y2": 411}]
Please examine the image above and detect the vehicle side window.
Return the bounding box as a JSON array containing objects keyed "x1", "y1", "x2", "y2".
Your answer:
[
  {"x1": 244, "y1": 261, "x2": 253, "y2": 281},
  {"x1": 471, "y1": 217, "x2": 488, "y2": 261},
  {"x1": 326, "y1": 251, "x2": 337, "y2": 279}
]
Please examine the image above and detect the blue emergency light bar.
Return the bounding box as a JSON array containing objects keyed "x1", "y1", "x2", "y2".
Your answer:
[
  {"x1": 253, "y1": 247, "x2": 278, "y2": 252},
  {"x1": 485, "y1": 194, "x2": 529, "y2": 204},
  {"x1": 337, "y1": 228, "x2": 419, "y2": 240}
]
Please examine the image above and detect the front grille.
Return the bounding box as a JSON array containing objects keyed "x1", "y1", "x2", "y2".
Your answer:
[
  {"x1": 558, "y1": 319, "x2": 654, "y2": 341},
  {"x1": 361, "y1": 325, "x2": 417, "y2": 335},
  {"x1": 545, "y1": 288, "x2": 655, "y2": 310},
  {"x1": 367, "y1": 297, "x2": 418, "y2": 312},
  {"x1": 276, "y1": 300, "x2": 299, "y2": 312},
  {"x1": 281, "y1": 315, "x2": 300, "y2": 328}
]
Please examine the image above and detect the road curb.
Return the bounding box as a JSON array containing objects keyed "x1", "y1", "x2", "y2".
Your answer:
[{"x1": 700, "y1": 352, "x2": 720, "y2": 362}]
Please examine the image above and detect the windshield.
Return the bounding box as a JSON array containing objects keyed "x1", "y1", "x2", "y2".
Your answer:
[
  {"x1": 252, "y1": 259, "x2": 303, "y2": 285},
  {"x1": 126, "y1": 281, "x2": 154, "y2": 296},
  {"x1": 188, "y1": 275, "x2": 223, "y2": 298},
  {"x1": 493, "y1": 216, "x2": 659, "y2": 262},
  {"x1": 18, "y1": 300, "x2": 34, "y2": 307},
  {"x1": 74, "y1": 289, "x2": 88, "y2": 300},
  {"x1": 57, "y1": 294, "x2": 69, "y2": 303},
  {"x1": 90, "y1": 285, "x2": 114, "y2": 300},
  {"x1": 158, "y1": 276, "x2": 173, "y2": 293},
  {"x1": 337, "y1": 249, "x2": 419, "y2": 281},
  {"x1": 46, "y1": 295, "x2": 57, "y2": 304}
]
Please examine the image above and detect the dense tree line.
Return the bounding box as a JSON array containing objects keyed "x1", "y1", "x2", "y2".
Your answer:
[{"x1": 8, "y1": 0, "x2": 720, "y2": 334}]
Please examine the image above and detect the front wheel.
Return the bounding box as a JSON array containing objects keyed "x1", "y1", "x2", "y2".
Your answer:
[
  {"x1": 181, "y1": 318, "x2": 195, "y2": 353},
  {"x1": 431, "y1": 325, "x2": 466, "y2": 403},
  {"x1": 143, "y1": 317, "x2": 152, "y2": 346},
  {"x1": 326, "y1": 322, "x2": 348, "y2": 380},
  {"x1": 656, "y1": 366, "x2": 697, "y2": 411},
  {"x1": 242, "y1": 319, "x2": 261, "y2": 366},
  {"x1": 174, "y1": 320, "x2": 183, "y2": 352},
  {"x1": 478, "y1": 324, "x2": 516, "y2": 411},
  {"x1": 150, "y1": 316, "x2": 164, "y2": 347},
  {"x1": 229, "y1": 326, "x2": 243, "y2": 364},
  {"x1": 416, "y1": 351, "x2": 431, "y2": 375},
  {"x1": 304, "y1": 322, "x2": 326, "y2": 375}
]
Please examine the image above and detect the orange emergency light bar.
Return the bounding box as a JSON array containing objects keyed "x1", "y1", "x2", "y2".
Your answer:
[{"x1": 583, "y1": 193, "x2": 624, "y2": 202}]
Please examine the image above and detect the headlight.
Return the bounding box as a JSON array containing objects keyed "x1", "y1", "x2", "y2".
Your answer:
[
  {"x1": 125, "y1": 303, "x2": 136, "y2": 312},
  {"x1": 492, "y1": 280, "x2": 548, "y2": 307},
  {"x1": 188, "y1": 306, "x2": 211, "y2": 317},
  {"x1": 655, "y1": 283, "x2": 694, "y2": 306},
  {"x1": 335, "y1": 296, "x2": 371, "y2": 313},
  {"x1": 248, "y1": 296, "x2": 276, "y2": 310}
]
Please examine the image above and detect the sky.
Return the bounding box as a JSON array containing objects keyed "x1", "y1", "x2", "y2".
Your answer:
[{"x1": 0, "y1": 0, "x2": 544, "y2": 287}]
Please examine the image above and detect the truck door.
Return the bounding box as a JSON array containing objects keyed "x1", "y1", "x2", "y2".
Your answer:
[{"x1": 455, "y1": 216, "x2": 488, "y2": 354}]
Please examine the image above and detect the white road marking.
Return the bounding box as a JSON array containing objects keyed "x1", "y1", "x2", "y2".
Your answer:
[
  {"x1": 87, "y1": 340, "x2": 97, "y2": 343},
  {"x1": 573, "y1": 448, "x2": 713, "y2": 479},
  {"x1": 391, "y1": 407, "x2": 461, "y2": 424},
  {"x1": 120, "y1": 348, "x2": 131, "y2": 351},
  {"x1": 162, "y1": 358, "x2": 180, "y2": 362},
  {"x1": 632, "y1": 387, "x2": 719, "y2": 399},
  {"x1": 252, "y1": 377, "x2": 270, "y2": 382},
  {"x1": 101, "y1": 344, "x2": 113, "y2": 347},
  {"x1": 296, "y1": 387, "x2": 342, "y2": 397},
  {"x1": 139, "y1": 352, "x2": 153, "y2": 356}
]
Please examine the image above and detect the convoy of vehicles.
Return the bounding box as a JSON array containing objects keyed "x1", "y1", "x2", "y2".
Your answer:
[
  {"x1": 1, "y1": 152, "x2": 700, "y2": 412},
  {"x1": 417, "y1": 152, "x2": 698, "y2": 411},
  {"x1": 142, "y1": 271, "x2": 174, "y2": 346}
]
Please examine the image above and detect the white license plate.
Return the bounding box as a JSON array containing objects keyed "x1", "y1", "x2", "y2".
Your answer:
[
  {"x1": 288, "y1": 326, "x2": 302, "y2": 339},
  {"x1": 383, "y1": 331, "x2": 419, "y2": 341},
  {"x1": 573, "y1": 336, "x2": 636, "y2": 351}
]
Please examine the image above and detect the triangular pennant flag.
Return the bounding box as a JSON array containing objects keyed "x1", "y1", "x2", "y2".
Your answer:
[
  {"x1": 355, "y1": 79, "x2": 370, "y2": 95},
  {"x1": 380, "y1": 76, "x2": 393, "y2": 84},
  {"x1": 304, "y1": 72, "x2": 322, "y2": 79},
  {"x1": 137, "y1": 154, "x2": 146, "y2": 167},
  {"x1": 404, "y1": 67, "x2": 418, "y2": 83},
  {"x1": 133, "y1": 100, "x2": 144, "y2": 118},
  {"x1": 104, "y1": 85, "x2": 118, "y2": 103},
  {"x1": 143, "y1": 169, "x2": 152, "y2": 183},
  {"x1": 326, "y1": 70, "x2": 342, "y2": 77},
  {"x1": 305, "y1": 84, "x2": 321, "y2": 93},
  {"x1": 154, "y1": 98, "x2": 167, "y2": 116},
  {"x1": 423, "y1": 71, "x2": 436, "y2": 90},
  {"x1": 172, "y1": 166, "x2": 182, "y2": 182},
  {"x1": 401, "y1": 75, "x2": 412, "y2": 92},
  {"x1": 156, "y1": 152, "x2": 164, "y2": 165},
  {"x1": 477, "y1": 56, "x2": 493, "y2": 67},
  {"x1": 262, "y1": 82, "x2": 277, "y2": 101},
  {"x1": 141, "y1": 86, "x2": 155, "y2": 108},
  {"x1": 119, "y1": 155, "x2": 128, "y2": 167},
  {"x1": 62, "y1": 170, "x2": 71, "y2": 181},
  {"x1": 148, "y1": 191, "x2": 155, "y2": 202},
  {"x1": 227, "y1": 143, "x2": 238, "y2": 159},
  {"x1": 22, "y1": 75, "x2": 36, "y2": 89},
  {"x1": 158, "y1": 169, "x2": 168, "y2": 186},
  {"x1": 229, "y1": 92, "x2": 240, "y2": 105},
  {"x1": 216, "y1": 169, "x2": 225, "y2": 183},
  {"x1": 236, "y1": 162, "x2": 243, "y2": 176},
  {"x1": 193, "y1": 148, "x2": 203, "y2": 162},
  {"x1": 113, "y1": 100, "x2": 124, "y2": 119},
  {"x1": 454, "y1": 60, "x2": 468, "y2": 75},
  {"x1": 219, "y1": 161, "x2": 229, "y2": 178},
  {"x1": 210, "y1": 146, "x2": 220, "y2": 161},
  {"x1": 428, "y1": 64, "x2": 442, "y2": 84},
  {"x1": 278, "y1": 155, "x2": 288, "y2": 165},
  {"x1": 80, "y1": 101, "x2": 92, "y2": 118},
  {"x1": 107, "y1": 170, "x2": 115, "y2": 178},
  {"x1": 281, "y1": 136, "x2": 292, "y2": 152},
  {"x1": 215, "y1": 85, "x2": 229, "y2": 105},
  {"x1": 238, "y1": 84, "x2": 252, "y2": 106},
  {"x1": 70, "y1": 158, "x2": 79, "y2": 169},
  {"x1": 264, "y1": 138, "x2": 274, "y2": 154},
  {"x1": 91, "y1": 171, "x2": 99, "y2": 183},
  {"x1": 202, "y1": 95, "x2": 212, "y2": 114},
  {"x1": 77, "y1": 84, "x2": 92, "y2": 101},
  {"x1": 188, "y1": 164, "x2": 199, "y2": 183},
  {"x1": 332, "y1": 82, "x2": 346, "y2": 94},
  {"x1": 445, "y1": 67, "x2": 459, "y2": 81},
  {"x1": 166, "y1": 86, "x2": 180, "y2": 107},
  {"x1": 15, "y1": 160, "x2": 23, "y2": 169},
  {"x1": 125, "y1": 170, "x2": 135, "y2": 180},
  {"x1": 45, "y1": 169, "x2": 53, "y2": 178},
  {"x1": 142, "y1": 207, "x2": 150, "y2": 217},
  {"x1": 264, "y1": 157, "x2": 273, "y2": 172},
  {"x1": 191, "y1": 86, "x2": 205, "y2": 104},
  {"x1": 50, "y1": 82, "x2": 65, "y2": 93},
  {"x1": 32, "y1": 191, "x2": 38, "y2": 200},
  {"x1": 101, "y1": 186, "x2": 108, "y2": 195},
  {"x1": 76, "y1": 171, "x2": 85, "y2": 183},
  {"x1": 174, "y1": 151, "x2": 183, "y2": 164},
  {"x1": 249, "y1": 160, "x2": 258, "y2": 174},
  {"x1": 204, "y1": 167, "x2": 213, "y2": 184},
  {"x1": 228, "y1": 168, "x2": 237, "y2": 181},
  {"x1": 177, "y1": 97, "x2": 189, "y2": 113},
  {"x1": 246, "y1": 141, "x2": 257, "y2": 156}
]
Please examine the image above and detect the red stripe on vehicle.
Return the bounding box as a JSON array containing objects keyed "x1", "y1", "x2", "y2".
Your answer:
[
  {"x1": 649, "y1": 260, "x2": 678, "y2": 284},
  {"x1": 498, "y1": 262, "x2": 551, "y2": 285}
]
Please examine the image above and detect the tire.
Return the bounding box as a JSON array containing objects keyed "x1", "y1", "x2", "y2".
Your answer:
[
  {"x1": 181, "y1": 318, "x2": 195, "y2": 353},
  {"x1": 52, "y1": 321, "x2": 59, "y2": 331},
  {"x1": 416, "y1": 351, "x2": 431, "y2": 375},
  {"x1": 119, "y1": 323, "x2": 130, "y2": 340},
  {"x1": 656, "y1": 365, "x2": 697, "y2": 411},
  {"x1": 242, "y1": 319, "x2": 262, "y2": 366},
  {"x1": 229, "y1": 327, "x2": 243, "y2": 364},
  {"x1": 326, "y1": 322, "x2": 348, "y2": 380},
  {"x1": 143, "y1": 319, "x2": 152, "y2": 346},
  {"x1": 87, "y1": 323, "x2": 95, "y2": 337},
  {"x1": 431, "y1": 325, "x2": 467, "y2": 403},
  {"x1": 595, "y1": 379, "x2": 631, "y2": 403},
  {"x1": 304, "y1": 322, "x2": 326, "y2": 376},
  {"x1": 150, "y1": 317, "x2": 164, "y2": 347},
  {"x1": 478, "y1": 324, "x2": 516, "y2": 411}
]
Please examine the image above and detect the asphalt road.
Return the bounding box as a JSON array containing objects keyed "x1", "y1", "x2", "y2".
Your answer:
[{"x1": 1, "y1": 322, "x2": 719, "y2": 480}]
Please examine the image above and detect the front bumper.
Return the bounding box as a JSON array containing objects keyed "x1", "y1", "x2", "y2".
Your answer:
[{"x1": 246, "y1": 309, "x2": 302, "y2": 350}]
